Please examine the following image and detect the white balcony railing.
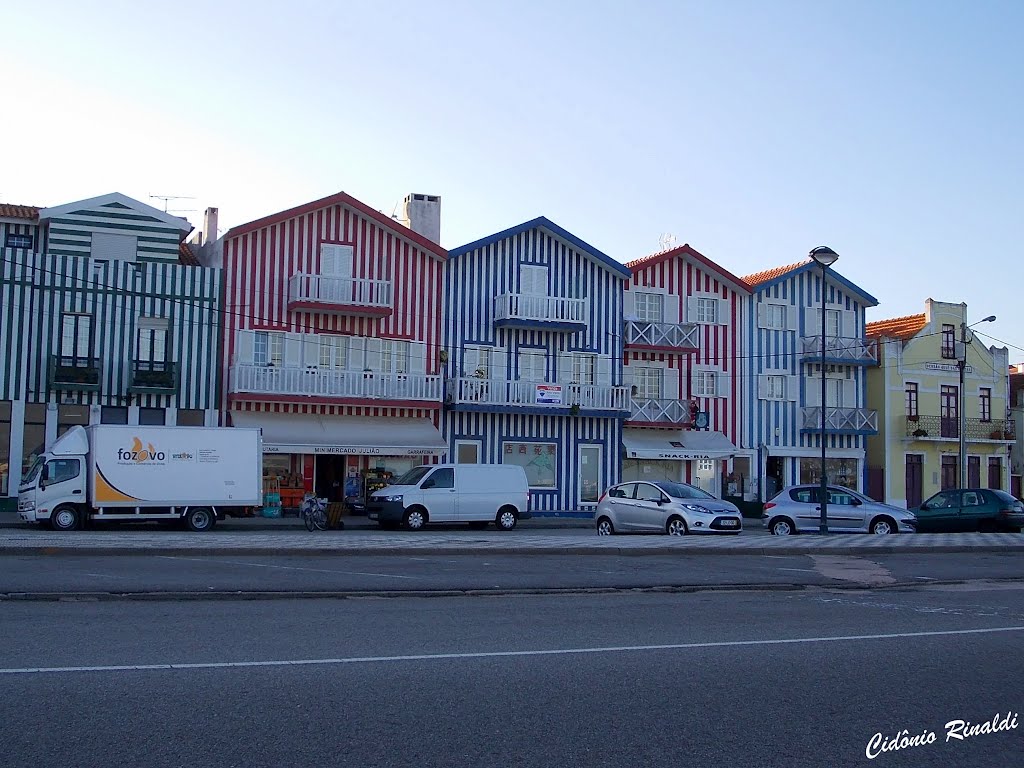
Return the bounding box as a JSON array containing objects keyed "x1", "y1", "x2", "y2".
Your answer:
[
  {"x1": 288, "y1": 273, "x2": 392, "y2": 310},
  {"x1": 628, "y1": 398, "x2": 693, "y2": 425},
  {"x1": 446, "y1": 377, "x2": 628, "y2": 411},
  {"x1": 801, "y1": 406, "x2": 878, "y2": 432},
  {"x1": 625, "y1": 320, "x2": 699, "y2": 350},
  {"x1": 232, "y1": 364, "x2": 441, "y2": 401},
  {"x1": 493, "y1": 294, "x2": 588, "y2": 325},
  {"x1": 801, "y1": 335, "x2": 876, "y2": 363}
]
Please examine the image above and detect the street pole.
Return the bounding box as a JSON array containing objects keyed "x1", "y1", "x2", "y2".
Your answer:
[{"x1": 819, "y1": 261, "x2": 829, "y2": 534}]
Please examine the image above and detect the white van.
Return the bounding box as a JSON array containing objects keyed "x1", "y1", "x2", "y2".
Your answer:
[{"x1": 367, "y1": 464, "x2": 531, "y2": 530}]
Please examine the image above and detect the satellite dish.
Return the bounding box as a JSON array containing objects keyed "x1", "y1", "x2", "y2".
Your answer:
[{"x1": 658, "y1": 232, "x2": 677, "y2": 251}]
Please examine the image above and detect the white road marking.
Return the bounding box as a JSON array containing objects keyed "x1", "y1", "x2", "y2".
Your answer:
[
  {"x1": 155, "y1": 555, "x2": 414, "y2": 580},
  {"x1": 777, "y1": 568, "x2": 818, "y2": 573},
  {"x1": 2, "y1": 625, "x2": 1021, "y2": 676}
]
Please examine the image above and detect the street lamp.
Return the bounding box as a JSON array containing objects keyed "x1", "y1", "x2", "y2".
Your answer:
[
  {"x1": 809, "y1": 246, "x2": 839, "y2": 534},
  {"x1": 959, "y1": 314, "x2": 996, "y2": 487}
]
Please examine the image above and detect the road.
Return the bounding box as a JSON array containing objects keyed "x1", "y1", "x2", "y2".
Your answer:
[{"x1": 1, "y1": 583, "x2": 1022, "y2": 767}]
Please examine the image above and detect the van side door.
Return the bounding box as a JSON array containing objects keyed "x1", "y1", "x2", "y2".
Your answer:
[{"x1": 419, "y1": 467, "x2": 457, "y2": 523}]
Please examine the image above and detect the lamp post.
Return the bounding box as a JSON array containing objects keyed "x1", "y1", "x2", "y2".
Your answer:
[
  {"x1": 958, "y1": 314, "x2": 996, "y2": 487},
  {"x1": 809, "y1": 246, "x2": 839, "y2": 534}
]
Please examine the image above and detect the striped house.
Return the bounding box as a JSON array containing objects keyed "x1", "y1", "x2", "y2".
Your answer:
[
  {"x1": 622, "y1": 245, "x2": 752, "y2": 499},
  {"x1": 219, "y1": 192, "x2": 448, "y2": 506},
  {"x1": 0, "y1": 193, "x2": 221, "y2": 507},
  {"x1": 442, "y1": 217, "x2": 631, "y2": 514},
  {"x1": 742, "y1": 258, "x2": 879, "y2": 499}
]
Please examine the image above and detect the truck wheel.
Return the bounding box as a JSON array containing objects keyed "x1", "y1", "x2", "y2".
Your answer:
[
  {"x1": 496, "y1": 506, "x2": 518, "y2": 530},
  {"x1": 184, "y1": 507, "x2": 216, "y2": 532},
  {"x1": 50, "y1": 506, "x2": 80, "y2": 532}
]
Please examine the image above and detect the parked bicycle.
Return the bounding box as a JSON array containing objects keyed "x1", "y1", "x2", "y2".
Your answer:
[{"x1": 301, "y1": 493, "x2": 329, "y2": 532}]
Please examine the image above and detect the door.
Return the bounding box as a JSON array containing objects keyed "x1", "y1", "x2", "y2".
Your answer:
[
  {"x1": 419, "y1": 467, "x2": 457, "y2": 522},
  {"x1": 824, "y1": 487, "x2": 866, "y2": 530},
  {"x1": 519, "y1": 265, "x2": 548, "y2": 318},
  {"x1": 941, "y1": 455, "x2": 958, "y2": 490},
  {"x1": 515, "y1": 349, "x2": 547, "y2": 404},
  {"x1": 968, "y1": 456, "x2": 981, "y2": 489},
  {"x1": 692, "y1": 458, "x2": 718, "y2": 496},
  {"x1": 905, "y1": 455, "x2": 923, "y2": 509},
  {"x1": 988, "y1": 457, "x2": 1002, "y2": 490},
  {"x1": 607, "y1": 482, "x2": 640, "y2": 529},
  {"x1": 940, "y1": 386, "x2": 958, "y2": 438},
  {"x1": 633, "y1": 482, "x2": 669, "y2": 530},
  {"x1": 918, "y1": 490, "x2": 961, "y2": 532},
  {"x1": 578, "y1": 446, "x2": 602, "y2": 505},
  {"x1": 959, "y1": 490, "x2": 988, "y2": 532},
  {"x1": 38, "y1": 457, "x2": 85, "y2": 512}
]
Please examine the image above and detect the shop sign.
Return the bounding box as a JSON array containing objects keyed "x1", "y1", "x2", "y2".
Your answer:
[
  {"x1": 536, "y1": 384, "x2": 563, "y2": 405},
  {"x1": 264, "y1": 445, "x2": 441, "y2": 456}
]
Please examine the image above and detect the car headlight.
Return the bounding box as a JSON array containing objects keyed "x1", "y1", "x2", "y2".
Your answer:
[
  {"x1": 682, "y1": 504, "x2": 712, "y2": 514},
  {"x1": 382, "y1": 494, "x2": 404, "y2": 502}
]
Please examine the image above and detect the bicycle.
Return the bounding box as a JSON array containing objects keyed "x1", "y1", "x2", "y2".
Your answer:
[{"x1": 301, "y1": 494, "x2": 329, "y2": 532}]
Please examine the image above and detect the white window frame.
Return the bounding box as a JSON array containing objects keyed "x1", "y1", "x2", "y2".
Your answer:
[
  {"x1": 766, "y1": 304, "x2": 786, "y2": 331},
  {"x1": 455, "y1": 440, "x2": 482, "y2": 464},
  {"x1": 633, "y1": 292, "x2": 664, "y2": 323},
  {"x1": 696, "y1": 297, "x2": 718, "y2": 325},
  {"x1": 766, "y1": 374, "x2": 786, "y2": 400},
  {"x1": 572, "y1": 353, "x2": 596, "y2": 385},
  {"x1": 633, "y1": 367, "x2": 663, "y2": 400},
  {"x1": 318, "y1": 335, "x2": 349, "y2": 369},
  {"x1": 254, "y1": 331, "x2": 284, "y2": 366},
  {"x1": 136, "y1": 317, "x2": 168, "y2": 363},
  {"x1": 60, "y1": 313, "x2": 92, "y2": 360},
  {"x1": 693, "y1": 371, "x2": 717, "y2": 398},
  {"x1": 381, "y1": 340, "x2": 411, "y2": 375}
]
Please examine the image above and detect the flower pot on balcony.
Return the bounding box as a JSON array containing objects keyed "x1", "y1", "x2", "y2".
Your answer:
[
  {"x1": 912, "y1": 428, "x2": 928, "y2": 437},
  {"x1": 990, "y1": 430, "x2": 1006, "y2": 440},
  {"x1": 569, "y1": 404, "x2": 581, "y2": 416}
]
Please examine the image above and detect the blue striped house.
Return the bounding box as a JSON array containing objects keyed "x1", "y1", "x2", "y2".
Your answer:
[
  {"x1": 742, "y1": 259, "x2": 879, "y2": 498},
  {"x1": 442, "y1": 218, "x2": 631, "y2": 514},
  {"x1": 0, "y1": 194, "x2": 221, "y2": 506}
]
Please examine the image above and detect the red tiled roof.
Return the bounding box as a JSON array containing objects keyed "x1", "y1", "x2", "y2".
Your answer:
[
  {"x1": 0, "y1": 204, "x2": 40, "y2": 220},
  {"x1": 740, "y1": 260, "x2": 809, "y2": 287},
  {"x1": 179, "y1": 241, "x2": 200, "y2": 267},
  {"x1": 626, "y1": 244, "x2": 752, "y2": 292},
  {"x1": 865, "y1": 313, "x2": 927, "y2": 340}
]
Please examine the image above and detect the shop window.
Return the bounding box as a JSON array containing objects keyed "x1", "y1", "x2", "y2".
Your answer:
[
  {"x1": 139, "y1": 408, "x2": 166, "y2": 425},
  {"x1": 22, "y1": 403, "x2": 46, "y2": 477},
  {"x1": 503, "y1": 441, "x2": 556, "y2": 488},
  {"x1": 57, "y1": 404, "x2": 90, "y2": 437},
  {"x1": 176, "y1": 409, "x2": 205, "y2": 426},
  {"x1": 0, "y1": 401, "x2": 10, "y2": 496},
  {"x1": 799, "y1": 457, "x2": 857, "y2": 488},
  {"x1": 101, "y1": 406, "x2": 129, "y2": 425}
]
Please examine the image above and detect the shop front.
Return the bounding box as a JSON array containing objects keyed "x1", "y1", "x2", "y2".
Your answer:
[{"x1": 622, "y1": 428, "x2": 741, "y2": 498}]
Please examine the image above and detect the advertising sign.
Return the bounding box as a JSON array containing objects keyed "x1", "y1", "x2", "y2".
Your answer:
[{"x1": 536, "y1": 384, "x2": 563, "y2": 405}]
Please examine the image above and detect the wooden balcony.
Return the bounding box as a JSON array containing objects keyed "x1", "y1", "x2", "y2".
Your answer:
[
  {"x1": 287, "y1": 273, "x2": 393, "y2": 317},
  {"x1": 49, "y1": 355, "x2": 101, "y2": 392},
  {"x1": 904, "y1": 415, "x2": 1016, "y2": 442},
  {"x1": 800, "y1": 406, "x2": 878, "y2": 434},
  {"x1": 446, "y1": 377, "x2": 628, "y2": 415},
  {"x1": 128, "y1": 360, "x2": 179, "y2": 395},
  {"x1": 626, "y1": 398, "x2": 693, "y2": 428},
  {"x1": 624, "y1": 320, "x2": 699, "y2": 354},
  {"x1": 230, "y1": 364, "x2": 441, "y2": 406},
  {"x1": 493, "y1": 294, "x2": 588, "y2": 332},
  {"x1": 801, "y1": 336, "x2": 877, "y2": 365}
]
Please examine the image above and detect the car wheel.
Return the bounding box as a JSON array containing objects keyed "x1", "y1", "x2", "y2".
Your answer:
[
  {"x1": 403, "y1": 507, "x2": 427, "y2": 531},
  {"x1": 496, "y1": 506, "x2": 518, "y2": 531},
  {"x1": 50, "y1": 506, "x2": 80, "y2": 532},
  {"x1": 596, "y1": 517, "x2": 615, "y2": 536},
  {"x1": 666, "y1": 516, "x2": 688, "y2": 536},
  {"x1": 184, "y1": 507, "x2": 216, "y2": 532},
  {"x1": 870, "y1": 516, "x2": 897, "y2": 535},
  {"x1": 769, "y1": 517, "x2": 795, "y2": 536}
]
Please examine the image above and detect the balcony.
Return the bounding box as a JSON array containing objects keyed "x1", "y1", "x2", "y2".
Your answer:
[
  {"x1": 800, "y1": 406, "x2": 878, "y2": 435},
  {"x1": 446, "y1": 377, "x2": 628, "y2": 415},
  {"x1": 49, "y1": 355, "x2": 101, "y2": 392},
  {"x1": 801, "y1": 336, "x2": 877, "y2": 365},
  {"x1": 230, "y1": 364, "x2": 441, "y2": 406},
  {"x1": 128, "y1": 360, "x2": 179, "y2": 395},
  {"x1": 493, "y1": 294, "x2": 588, "y2": 332},
  {"x1": 626, "y1": 398, "x2": 693, "y2": 428},
  {"x1": 905, "y1": 415, "x2": 1016, "y2": 442},
  {"x1": 624, "y1": 320, "x2": 699, "y2": 354},
  {"x1": 287, "y1": 274, "x2": 393, "y2": 317}
]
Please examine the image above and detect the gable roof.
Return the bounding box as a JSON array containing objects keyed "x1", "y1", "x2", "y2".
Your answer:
[
  {"x1": 0, "y1": 204, "x2": 40, "y2": 221},
  {"x1": 741, "y1": 258, "x2": 879, "y2": 306},
  {"x1": 222, "y1": 190, "x2": 446, "y2": 259},
  {"x1": 865, "y1": 313, "x2": 927, "y2": 340},
  {"x1": 39, "y1": 192, "x2": 193, "y2": 233},
  {"x1": 627, "y1": 244, "x2": 752, "y2": 293},
  {"x1": 449, "y1": 216, "x2": 630, "y2": 279},
  {"x1": 178, "y1": 241, "x2": 200, "y2": 267}
]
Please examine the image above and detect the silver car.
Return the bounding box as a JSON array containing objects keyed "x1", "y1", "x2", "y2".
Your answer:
[
  {"x1": 595, "y1": 480, "x2": 743, "y2": 535},
  {"x1": 762, "y1": 484, "x2": 917, "y2": 535}
]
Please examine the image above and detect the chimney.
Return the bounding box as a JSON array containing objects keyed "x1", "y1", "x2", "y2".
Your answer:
[
  {"x1": 203, "y1": 207, "x2": 219, "y2": 246},
  {"x1": 400, "y1": 193, "x2": 441, "y2": 243}
]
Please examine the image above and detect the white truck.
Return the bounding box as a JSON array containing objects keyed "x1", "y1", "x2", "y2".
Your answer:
[{"x1": 17, "y1": 425, "x2": 262, "y2": 532}]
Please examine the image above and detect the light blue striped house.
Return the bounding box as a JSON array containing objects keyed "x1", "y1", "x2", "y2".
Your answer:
[
  {"x1": 442, "y1": 218, "x2": 631, "y2": 513},
  {"x1": 742, "y1": 259, "x2": 879, "y2": 499}
]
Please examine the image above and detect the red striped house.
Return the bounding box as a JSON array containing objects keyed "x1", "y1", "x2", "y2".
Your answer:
[
  {"x1": 622, "y1": 244, "x2": 752, "y2": 498},
  {"x1": 220, "y1": 191, "x2": 447, "y2": 508}
]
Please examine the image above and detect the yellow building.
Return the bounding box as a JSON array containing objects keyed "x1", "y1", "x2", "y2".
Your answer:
[{"x1": 865, "y1": 299, "x2": 1013, "y2": 508}]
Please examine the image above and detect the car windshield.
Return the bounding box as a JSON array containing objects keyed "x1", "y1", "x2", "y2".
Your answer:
[
  {"x1": 393, "y1": 466, "x2": 432, "y2": 486},
  {"x1": 655, "y1": 481, "x2": 715, "y2": 500}
]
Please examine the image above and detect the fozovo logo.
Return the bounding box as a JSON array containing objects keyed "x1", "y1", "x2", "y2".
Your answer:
[{"x1": 117, "y1": 437, "x2": 166, "y2": 464}]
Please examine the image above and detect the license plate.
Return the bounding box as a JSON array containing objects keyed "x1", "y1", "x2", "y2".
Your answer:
[
  {"x1": 720, "y1": 519, "x2": 738, "y2": 527},
  {"x1": 368, "y1": 512, "x2": 378, "y2": 520}
]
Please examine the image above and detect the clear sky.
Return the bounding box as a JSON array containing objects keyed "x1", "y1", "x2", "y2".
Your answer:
[{"x1": 2, "y1": 1, "x2": 1021, "y2": 359}]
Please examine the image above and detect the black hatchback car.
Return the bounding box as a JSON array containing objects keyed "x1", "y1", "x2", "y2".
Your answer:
[{"x1": 912, "y1": 488, "x2": 1024, "y2": 533}]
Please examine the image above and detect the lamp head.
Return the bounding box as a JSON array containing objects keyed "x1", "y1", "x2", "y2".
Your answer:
[
  {"x1": 982, "y1": 315, "x2": 996, "y2": 323},
  {"x1": 809, "y1": 246, "x2": 840, "y2": 268}
]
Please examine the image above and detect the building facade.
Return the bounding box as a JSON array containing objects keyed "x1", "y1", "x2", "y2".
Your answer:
[
  {"x1": 866, "y1": 300, "x2": 1013, "y2": 508},
  {"x1": 621, "y1": 244, "x2": 751, "y2": 499},
  {"x1": 218, "y1": 192, "x2": 448, "y2": 507},
  {"x1": 442, "y1": 218, "x2": 630, "y2": 513},
  {"x1": 0, "y1": 194, "x2": 221, "y2": 509},
  {"x1": 1010, "y1": 365, "x2": 1023, "y2": 499},
  {"x1": 743, "y1": 260, "x2": 878, "y2": 499}
]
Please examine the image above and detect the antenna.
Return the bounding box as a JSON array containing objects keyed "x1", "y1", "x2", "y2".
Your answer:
[
  {"x1": 658, "y1": 232, "x2": 678, "y2": 251},
  {"x1": 150, "y1": 194, "x2": 196, "y2": 214}
]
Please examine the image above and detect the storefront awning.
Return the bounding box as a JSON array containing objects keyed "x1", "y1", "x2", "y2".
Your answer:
[
  {"x1": 230, "y1": 412, "x2": 448, "y2": 457},
  {"x1": 623, "y1": 428, "x2": 739, "y2": 460}
]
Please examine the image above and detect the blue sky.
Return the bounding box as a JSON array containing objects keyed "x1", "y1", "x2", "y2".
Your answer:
[{"x1": 2, "y1": 1, "x2": 1021, "y2": 357}]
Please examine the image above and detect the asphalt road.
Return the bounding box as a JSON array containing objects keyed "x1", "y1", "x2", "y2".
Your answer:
[
  {"x1": 1, "y1": 585, "x2": 1022, "y2": 767},
  {"x1": 1, "y1": 551, "x2": 1023, "y2": 596}
]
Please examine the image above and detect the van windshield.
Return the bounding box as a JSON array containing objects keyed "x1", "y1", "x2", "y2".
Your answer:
[
  {"x1": 393, "y1": 466, "x2": 432, "y2": 486},
  {"x1": 21, "y1": 456, "x2": 44, "y2": 486}
]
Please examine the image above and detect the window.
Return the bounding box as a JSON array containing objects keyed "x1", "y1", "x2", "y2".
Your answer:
[
  {"x1": 824, "y1": 309, "x2": 841, "y2": 337},
  {"x1": 635, "y1": 483, "x2": 665, "y2": 502},
  {"x1": 503, "y1": 441, "x2": 556, "y2": 488},
  {"x1": 254, "y1": 331, "x2": 284, "y2": 366},
  {"x1": 455, "y1": 441, "x2": 481, "y2": 464},
  {"x1": 382, "y1": 340, "x2": 410, "y2": 374},
  {"x1": 100, "y1": 406, "x2": 129, "y2": 425},
  {"x1": 693, "y1": 371, "x2": 717, "y2": 397},
  {"x1": 905, "y1": 382, "x2": 919, "y2": 418},
  {"x1": 941, "y1": 324, "x2": 956, "y2": 359},
  {"x1": 980, "y1": 388, "x2": 991, "y2": 422},
  {"x1": 57, "y1": 404, "x2": 89, "y2": 438},
  {"x1": 91, "y1": 231, "x2": 137, "y2": 262},
  {"x1": 422, "y1": 468, "x2": 454, "y2": 489},
  {"x1": 139, "y1": 408, "x2": 166, "y2": 426},
  {"x1": 46, "y1": 458, "x2": 81, "y2": 485},
  {"x1": 319, "y1": 335, "x2": 349, "y2": 369},
  {"x1": 176, "y1": 409, "x2": 205, "y2": 427},
  {"x1": 5, "y1": 233, "x2": 32, "y2": 249},
  {"x1": 613, "y1": 483, "x2": 638, "y2": 499},
  {"x1": 60, "y1": 313, "x2": 92, "y2": 361},
  {"x1": 475, "y1": 348, "x2": 492, "y2": 378},
  {"x1": 940, "y1": 385, "x2": 958, "y2": 438},
  {"x1": 766, "y1": 375, "x2": 786, "y2": 400},
  {"x1": 572, "y1": 354, "x2": 596, "y2": 385},
  {"x1": 137, "y1": 317, "x2": 168, "y2": 363},
  {"x1": 962, "y1": 490, "x2": 982, "y2": 507},
  {"x1": 633, "y1": 292, "x2": 664, "y2": 323},
  {"x1": 696, "y1": 298, "x2": 718, "y2": 324},
  {"x1": 633, "y1": 367, "x2": 663, "y2": 400},
  {"x1": 765, "y1": 304, "x2": 787, "y2": 330}
]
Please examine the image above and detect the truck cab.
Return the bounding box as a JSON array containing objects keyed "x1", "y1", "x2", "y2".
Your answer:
[{"x1": 18, "y1": 428, "x2": 89, "y2": 530}]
